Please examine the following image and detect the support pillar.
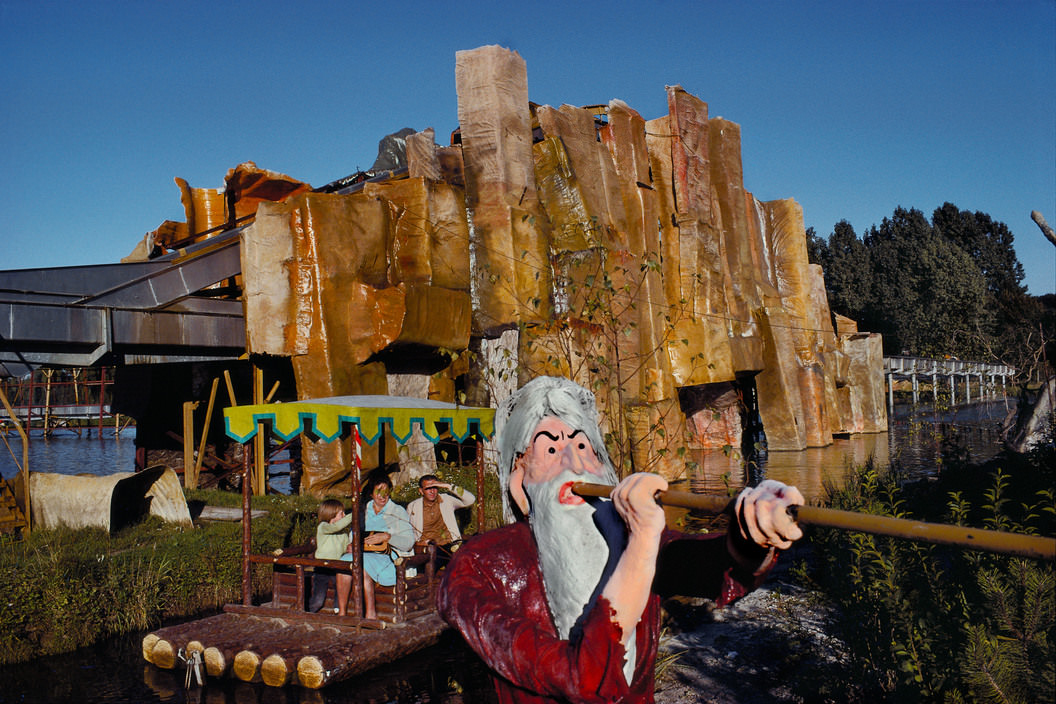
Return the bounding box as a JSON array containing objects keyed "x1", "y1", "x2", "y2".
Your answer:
[{"x1": 182, "y1": 401, "x2": 198, "y2": 487}]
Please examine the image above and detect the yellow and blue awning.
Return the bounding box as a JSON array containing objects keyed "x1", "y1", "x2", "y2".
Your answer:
[{"x1": 223, "y1": 395, "x2": 495, "y2": 445}]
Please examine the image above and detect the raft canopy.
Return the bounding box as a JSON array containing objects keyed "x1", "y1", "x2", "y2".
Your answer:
[{"x1": 223, "y1": 395, "x2": 495, "y2": 446}]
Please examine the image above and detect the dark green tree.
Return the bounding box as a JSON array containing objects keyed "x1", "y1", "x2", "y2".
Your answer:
[
  {"x1": 824, "y1": 220, "x2": 873, "y2": 321},
  {"x1": 931, "y1": 203, "x2": 1041, "y2": 374},
  {"x1": 863, "y1": 207, "x2": 988, "y2": 356},
  {"x1": 805, "y1": 225, "x2": 828, "y2": 268},
  {"x1": 815, "y1": 203, "x2": 1042, "y2": 367},
  {"x1": 931, "y1": 203, "x2": 1027, "y2": 303}
]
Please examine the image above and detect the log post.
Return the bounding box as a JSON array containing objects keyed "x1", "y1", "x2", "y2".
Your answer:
[
  {"x1": 348, "y1": 424, "x2": 363, "y2": 617},
  {"x1": 253, "y1": 364, "x2": 267, "y2": 495},
  {"x1": 242, "y1": 443, "x2": 252, "y2": 606},
  {"x1": 182, "y1": 400, "x2": 198, "y2": 486},
  {"x1": 476, "y1": 438, "x2": 485, "y2": 531},
  {"x1": 394, "y1": 566, "x2": 407, "y2": 623}
]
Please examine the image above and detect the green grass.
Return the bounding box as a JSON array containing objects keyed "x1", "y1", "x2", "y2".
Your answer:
[
  {"x1": 0, "y1": 490, "x2": 318, "y2": 664},
  {"x1": 0, "y1": 468, "x2": 501, "y2": 666}
]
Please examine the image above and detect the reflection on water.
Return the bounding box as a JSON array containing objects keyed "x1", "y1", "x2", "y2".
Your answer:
[
  {"x1": 0, "y1": 429, "x2": 138, "y2": 480},
  {"x1": 0, "y1": 399, "x2": 1013, "y2": 702},
  {"x1": 686, "y1": 432, "x2": 894, "y2": 503},
  {"x1": 685, "y1": 398, "x2": 1012, "y2": 503},
  {"x1": 0, "y1": 628, "x2": 493, "y2": 704}
]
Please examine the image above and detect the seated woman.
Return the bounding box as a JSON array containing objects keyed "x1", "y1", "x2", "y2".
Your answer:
[{"x1": 345, "y1": 476, "x2": 415, "y2": 619}]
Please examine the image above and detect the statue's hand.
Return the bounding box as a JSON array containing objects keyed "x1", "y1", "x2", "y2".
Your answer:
[
  {"x1": 610, "y1": 472, "x2": 668, "y2": 541},
  {"x1": 734, "y1": 479, "x2": 804, "y2": 550}
]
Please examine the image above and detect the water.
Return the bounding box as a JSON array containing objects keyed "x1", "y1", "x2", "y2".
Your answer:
[
  {"x1": 0, "y1": 628, "x2": 494, "y2": 704},
  {"x1": 0, "y1": 399, "x2": 1014, "y2": 703},
  {"x1": 0, "y1": 428, "x2": 138, "y2": 479},
  {"x1": 686, "y1": 399, "x2": 1013, "y2": 501},
  {"x1": 0, "y1": 428, "x2": 293, "y2": 494}
]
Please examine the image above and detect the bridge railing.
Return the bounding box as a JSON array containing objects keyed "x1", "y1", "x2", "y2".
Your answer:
[
  {"x1": 0, "y1": 368, "x2": 125, "y2": 437},
  {"x1": 884, "y1": 355, "x2": 1015, "y2": 379},
  {"x1": 883, "y1": 355, "x2": 1016, "y2": 407}
]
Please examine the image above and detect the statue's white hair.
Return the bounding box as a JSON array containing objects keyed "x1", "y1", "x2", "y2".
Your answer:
[{"x1": 495, "y1": 376, "x2": 619, "y2": 522}]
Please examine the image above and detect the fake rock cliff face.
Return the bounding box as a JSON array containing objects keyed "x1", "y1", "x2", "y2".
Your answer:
[{"x1": 238, "y1": 45, "x2": 886, "y2": 493}]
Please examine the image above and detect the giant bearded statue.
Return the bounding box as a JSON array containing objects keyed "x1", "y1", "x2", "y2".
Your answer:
[{"x1": 438, "y1": 376, "x2": 805, "y2": 703}]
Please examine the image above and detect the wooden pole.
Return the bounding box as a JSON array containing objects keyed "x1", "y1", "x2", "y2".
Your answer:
[
  {"x1": 264, "y1": 380, "x2": 280, "y2": 404},
  {"x1": 0, "y1": 386, "x2": 30, "y2": 534},
  {"x1": 26, "y1": 372, "x2": 35, "y2": 438},
  {"x1": 190, "y1": 378, "x2": 220, "y2": 489},
  {"x1": 42, "y1": 369, "x2": 52, "y2": 438},
  {"x1": 572, "y1": 482, "x2": 1056, "y2": 561},
  {"x1": 182, "y1": 401, "x2": 199, "y2": 487},
  {"x1": 98, "y1": 367, "x2": 106, "y2": 437},
  {"x1": 476, "y1": 439, "x2": 485, "y2": 532},
  {"x1": 242, "y1": 442, "x2": 253, "y2": 606},
  {"x1": 223, "y1": 370, "x2": 238, "y2": 407},
  {"x1": 252, "y1": 364, "x2": 266, "y2": 495},
  {"x1": 349, "y1": 424, "x2": 363, "y2": 617}
]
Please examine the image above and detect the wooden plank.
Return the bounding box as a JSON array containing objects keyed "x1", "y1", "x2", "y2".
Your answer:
[
  {"x1": 296, "y1": 613, "x2": 447, "y2": 689},
  {"x1": 190, "y1": 378, "x2": 220, "y2": 489},
  {"x1": 197, "y1": 505, "x2": 267, "y2": 522},
  {"x1": 182, "y1": 401, "x2": 197, "y2": 488}
]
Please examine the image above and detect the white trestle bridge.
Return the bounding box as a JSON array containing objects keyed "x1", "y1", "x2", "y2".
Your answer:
[{"x1": 884, "y1": 356, "x2": 1015, "y2": 408}]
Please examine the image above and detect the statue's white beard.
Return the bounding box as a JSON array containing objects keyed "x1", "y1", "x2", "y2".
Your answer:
[{"x1": 527, "y1": 470, "x2": 619, "y2": 639}]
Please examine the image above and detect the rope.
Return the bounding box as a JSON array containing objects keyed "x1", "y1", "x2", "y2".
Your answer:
[{"x1": 178, "y1": 648, "x2": 204, "y2": 688}]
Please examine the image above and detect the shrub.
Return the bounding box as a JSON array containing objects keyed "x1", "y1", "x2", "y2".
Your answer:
[{"x1": 805, "y1": 453, "x2": 1055, "y2": 702}]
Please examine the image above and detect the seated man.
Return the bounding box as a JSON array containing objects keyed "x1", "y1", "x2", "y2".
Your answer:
[
  {"x1": 438, "y1": 376, "x2": 804, "y2": 703},
  {"x1": 407, "y1": 473, "x2": 475, "y2": 569}
]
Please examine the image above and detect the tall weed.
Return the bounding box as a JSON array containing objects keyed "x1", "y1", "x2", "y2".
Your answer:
[{"x1": 806, "y1": 448, "x2": 1055, "y2": 702}]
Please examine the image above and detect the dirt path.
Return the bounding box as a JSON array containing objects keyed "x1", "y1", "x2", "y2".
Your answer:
[{"x1": 654, "y1": 545, "x2": 859, "y2": 704}]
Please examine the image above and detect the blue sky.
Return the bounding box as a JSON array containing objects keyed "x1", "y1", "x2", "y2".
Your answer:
[{"x1": 2, "y1": 0, "x2": 1054, "y2": 295}]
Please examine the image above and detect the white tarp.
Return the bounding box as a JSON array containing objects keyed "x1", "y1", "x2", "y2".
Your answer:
[{"x1": 28, "y1": 465, "x2": 192, "y2": 532}]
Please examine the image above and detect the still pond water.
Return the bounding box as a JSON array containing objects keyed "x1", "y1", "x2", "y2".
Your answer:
[{"x1": 0, "y1": 399, "x2": 1014, "y2": 703}]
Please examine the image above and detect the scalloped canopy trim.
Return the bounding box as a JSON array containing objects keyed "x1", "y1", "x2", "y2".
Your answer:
[{"x1": 223, "y1": 395, "x2": 495, "y2": 445}]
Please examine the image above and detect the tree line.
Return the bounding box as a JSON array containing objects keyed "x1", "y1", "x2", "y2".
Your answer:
[{"x1": 807, "y1": 203, "x2": 1055, "y2": 383}]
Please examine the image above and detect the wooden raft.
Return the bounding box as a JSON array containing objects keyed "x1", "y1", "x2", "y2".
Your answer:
[
  {"x1": 143, "y1": 610, "x2": 447, "y2": 688},
  {"x1": 142, "y1": 544, "x2": 445, "y2": 688}
]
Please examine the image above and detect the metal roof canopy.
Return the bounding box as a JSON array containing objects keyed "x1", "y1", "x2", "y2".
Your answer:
[{"x1": 0, "y1": 228, "x2": 245, "y2": 373}]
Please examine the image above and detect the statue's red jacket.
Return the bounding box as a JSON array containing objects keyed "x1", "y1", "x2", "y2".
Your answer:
[{"x1": 437, "y1": 521, "x2": 773, "y2": 704}]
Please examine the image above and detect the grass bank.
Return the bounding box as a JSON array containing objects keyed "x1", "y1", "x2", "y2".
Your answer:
[
  {"x1": 0, "y1": 489, "x2": 317, "y2": 665},
  {"x1": 0, "y1": 463, "x2": 497, "y2": 666}
]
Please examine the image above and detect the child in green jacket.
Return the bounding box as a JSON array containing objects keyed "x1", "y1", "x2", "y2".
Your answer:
[{"x1": 311, "y1": 499, "x2": 355, "y2": 614}]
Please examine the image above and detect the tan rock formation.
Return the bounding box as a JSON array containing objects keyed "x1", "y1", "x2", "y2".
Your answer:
[{"x1": 232, "y1": 45, "x2": 887, "y2": 492}]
